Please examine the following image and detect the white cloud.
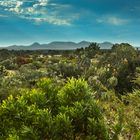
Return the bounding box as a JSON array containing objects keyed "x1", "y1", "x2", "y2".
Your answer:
[
  {"x1": 0, "y1": 1, "x2": 16, "y2": 7},
  {"x1": 28, "y1": 17, "x2": 71, "y2": 26},
  {"x1": 97, "y1": 16, "x2": 129, "y2": 26},
  {"x1": 0, "y1": 0, "x2": 78, "y2": 26},
  {"x1": 39, "y1": 0, "x2": 48, "y2": 6},
  {"x1": 9, "y1": 1, "x2": 23, "y2": 13},
  {"x1": 33, "y1": 0, "x2": 48, "y2": 8}
]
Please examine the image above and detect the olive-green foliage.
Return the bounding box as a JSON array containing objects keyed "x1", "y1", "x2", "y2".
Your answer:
[
  {"x1": 0, "y1": 65, "x2": 8, "y2": 76},
  {"x1": 58, "y1": 78, "x2": 91, "y2": 105},
  {"x1": 98, "y1": 43, "x2": 140, "y2": 93},
  {"x1": 85, "y1": 43, "x2": 100, "y2": 58},
  {"x1": 0, "y1": 78, "x2": 109, "y2": 140},
  {"x1": 0, "y1": 45, "x2": 140, "y2": 140},
  {"x1": 98, "y1": 90, "x2": 140, "y2": 139},
  {"x1": 133, "y1": 67, "x2": 140, "y2": 88},
  {"x1": 111, "y1": 43, "x2": 137, "y2": 61},
  {"x1": 0, "y1": 59, "x2": 18, "y2": 70},
  {"x1": 48, "y1": 60, "x2": 82, "y2": 78},
  {"x1": 87, "y1": 118, "x2": 109, "y2": 140}
]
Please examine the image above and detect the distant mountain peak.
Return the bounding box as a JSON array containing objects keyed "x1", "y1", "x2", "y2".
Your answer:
[
  {"x1": 102, "y1": 41, "x2": 112, "y2": 44},
  {"x1": 31, "y1": 42, "x2": 40, "y2": 46},
  {"x1": 5, "y1": 41, "x2": 114, "y2": 50},
  {"x1": 79, "y1": 41, "x2": 89, "y2": 43}
]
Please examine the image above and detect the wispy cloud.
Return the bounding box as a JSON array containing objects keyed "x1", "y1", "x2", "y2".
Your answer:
[
  {"x1": 97, "y1": 16, "x2": 130, "y2": 26},
  {"x1": 0, "y1": 0, "x2": 78, "y2": 26},
  {"x1": 26, "y1": 16, "x2": 72, "y2": 26}
]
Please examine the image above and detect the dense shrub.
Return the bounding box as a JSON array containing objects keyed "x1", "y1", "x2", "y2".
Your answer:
[{"x1": 0, "y1": 78, "x2": 109, "y2": 140}]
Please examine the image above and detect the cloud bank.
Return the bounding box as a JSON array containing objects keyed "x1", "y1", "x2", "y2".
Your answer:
[{"x1": 0, "y1": 0, "x2": 78, "y2": 26}]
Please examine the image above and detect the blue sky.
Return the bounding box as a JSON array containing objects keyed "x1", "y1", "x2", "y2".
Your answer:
[{"x1": 0, "y1": 0, "x2": 140, "y2": 46}]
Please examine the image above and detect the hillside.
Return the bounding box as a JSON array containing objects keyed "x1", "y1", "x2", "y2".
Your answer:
[{"x1": 5, "y1": 41, "x2": 113, "y2": 50}]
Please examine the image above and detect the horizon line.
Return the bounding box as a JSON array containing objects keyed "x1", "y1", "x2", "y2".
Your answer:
[{"x1": 0, "y1": 40, "x2": 139, "y2": 48}]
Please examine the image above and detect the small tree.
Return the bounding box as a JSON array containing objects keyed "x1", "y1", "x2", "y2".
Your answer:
[{"x1": 85, "y1": 43, "x2": 100, "y2": 58}]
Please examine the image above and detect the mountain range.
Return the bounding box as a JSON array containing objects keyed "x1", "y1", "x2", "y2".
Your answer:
[{"x1": 2, "y1": 41, "x2": 113, "y2": 50}]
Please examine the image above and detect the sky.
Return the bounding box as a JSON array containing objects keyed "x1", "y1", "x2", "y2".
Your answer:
[{"x1": 0, "y1": 0, "x2": 140, "y2": 46}]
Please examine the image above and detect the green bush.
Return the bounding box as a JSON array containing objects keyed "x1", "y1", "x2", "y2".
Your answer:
[{"x1": 0, "y1": 78, "x2": 109, "y2": 140}]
